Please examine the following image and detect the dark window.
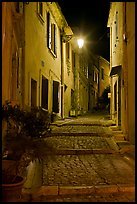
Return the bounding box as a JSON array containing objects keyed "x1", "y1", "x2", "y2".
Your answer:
[
  {"x1": 52, "y1": 81, "x2": 59, "y2": 113},
  {"x1": 38, "y1": 2, "x2": 43, "y2": 17},
  {"x1": 16, "y1": 2, "x2": 20, "y2": 13},
  {"x1": 41, "y1": 76, "x2": 48, "y2": 109},
  {"x1": 101, "y1": 68, "x2": 104, "y2": 80},
  {"x1": 51, "y1": 23, "x2": 56, "y2": 55},
  {"x1": 92, "y1": 70, "x2": 94, "y2": 81},
  {"x1": 47, "y1": 12, "x2": 57, "y2": 55},
  {"x1": 94, "y1": 71, "x2": 98, "y2": 83},
  {"x1": 71, "y1": 89, "x2": 75, "y2": 109},
  {"x1": 72, "y1": 51, "x2": 75, "y2": 72},
  {"x1": 16, "y1": 2, "x2": 23, "y2": 13},
  {"x1": 31, "y1": 78, "x2": 37, "y2": 107},
  {"x1": 47, "y1": 12, "x2": 50, "y2": 48},
  {"x1": 66, "y1": 42, "x2": 70, "y2": 59}
]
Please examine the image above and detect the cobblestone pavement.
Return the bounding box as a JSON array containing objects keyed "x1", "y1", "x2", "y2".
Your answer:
[
  {"x1": 22, "y1": 111, "x2": 135, "y2": 202},
  {"x1": 51, "y1": 125, "x2": 113, "y2": 134},
  {"x1": 43, "y1": 154, "x2": 134, "y2": 186},
  {"x1": 44, "y1": 136, "x2": 118, "y2": 151}
]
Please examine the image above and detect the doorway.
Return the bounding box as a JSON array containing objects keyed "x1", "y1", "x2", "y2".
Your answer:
[{"x1": 52, "y1": 80, "x2": 59, "y2": 113}]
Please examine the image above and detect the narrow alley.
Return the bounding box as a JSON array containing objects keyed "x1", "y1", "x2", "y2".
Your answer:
[
  {"x1": 21, "y1": 111, "x2": 135, "y2": 202},
  {"x1": 2, "y1": 2, "x2": 135, "y2": 202}
]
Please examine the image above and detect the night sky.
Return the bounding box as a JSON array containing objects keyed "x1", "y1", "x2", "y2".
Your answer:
[{"x1": 57, "y1": 1, "x2": 110, "y2": 61}]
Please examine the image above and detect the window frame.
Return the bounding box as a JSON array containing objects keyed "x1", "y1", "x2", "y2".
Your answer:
[
  {"x1": 37, "y1": 2, "x2": 44, "y2": 23},
  {"x1": 47, "y1": 11, "x2": 57, "y2": 57},
  {"x1": 101, "y1": 68, "x2": 104, "y2": 80}
]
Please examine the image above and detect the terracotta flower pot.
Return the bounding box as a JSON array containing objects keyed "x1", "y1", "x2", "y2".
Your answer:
[
  {"x1": 2, "y1": 160, "x2": 26, "y2": 201},
  {"x1": 2, "y1": 175, "x2": 25, "y2": 202}
]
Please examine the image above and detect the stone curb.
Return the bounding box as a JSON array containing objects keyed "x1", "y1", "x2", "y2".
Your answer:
[
  {"x1": 51, "y1": 123, "x2": 113, "y2": 127},
  {"x1": 53, "y1": 149, "x2": 119, "y2": 155},
  {"x1": 46, "y1": 148, "x2": 134, "y2": 155},
  {"x1": 23, "y1": 184, "x2": 135, "y2": 198}
]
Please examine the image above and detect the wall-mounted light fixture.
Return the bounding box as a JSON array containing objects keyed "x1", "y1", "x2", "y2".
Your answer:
[{"x1": 62, "y1": 26, "x2": 73, "y2": 42}]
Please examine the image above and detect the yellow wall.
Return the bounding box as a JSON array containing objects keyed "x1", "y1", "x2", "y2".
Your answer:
[
  {"x1": 24, "y1": 2, "x2": 76, "y2": 118},
  {"x1": 2, "y1": 2, "x2": 24, "y2": 106},
  {"x1": 126, "y1": 2, "x2": 135, "y2": 144},
  {"x1": 108, "y1": 2, "x2": 135, "y2": 144},
  {"x1": 24, "y1": 3, "x2": 62, "y2": 113},
  {"x1": 2, "y1": 3, "x2": 16, "y2": 104}
]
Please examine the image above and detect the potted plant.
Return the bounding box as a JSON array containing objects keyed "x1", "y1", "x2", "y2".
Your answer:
[{"x1": 2, "y1": 101, "x2": 53, "y2": 202}]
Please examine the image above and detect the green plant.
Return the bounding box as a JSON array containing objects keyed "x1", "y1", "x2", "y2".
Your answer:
[{"x1": 2, "y1": 101, "x2": 53, "y2": 184}]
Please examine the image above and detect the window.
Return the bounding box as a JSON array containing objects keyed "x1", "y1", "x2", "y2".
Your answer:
[
  {"x1": 38, "y1": 2, "x2": 43, "y2": 17},
  {"x1": 47, "y1": 12, "x2": 50, "y2": 48},
  {"x1": 52, "y1": 81, "x2": 59, "y2": 113},
  {"x1": 71, "y1": 89, "x2": 75, "y2": 109},
  {"x1": 16, "y1": 2, "x2": 23, "y2": 13},
  {"x1": 72, "y1": 51, "x2": 75, "y2": 73},
  {"x1": 37, "y1": 2, "x2": 44, "y2": 22},
  {"x1": 41, "y1": 76, "x2": 48, "y2": 109},
  {"x1": 94, "y1": 71, "x2": 98, "y2": 83},
  {"x1": 31, "y1": 78, "x2": 37, "y2": 107},
  {"x1": 66, "y1": 42, "x2": 70, "y2": 59},
  {"x1": 92, "y1": 70, "x2": 94, "y2": 81},
  {"x1": 47, "y1": 12, "x2": 57, "y2": 56},
  {"x1": 101, "y1": 68, "x2": 104, "y2": 80},
  {"x1": 51, "y1": 23, "x2": 56, "y2": 54}
]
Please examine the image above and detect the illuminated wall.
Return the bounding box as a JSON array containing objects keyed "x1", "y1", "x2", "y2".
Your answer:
[
  {"x1": 2, "y1": 2, "x2": 90, "y2": 119},
  {"x1": 24, "y1": 2, "x2": 75, "y2": 118},
  {"x1": 24, "y1": 2, "x2": 61, "y2": 115},
  {"x1": 126, "y1": 2, "x2": 135, "y2": 144},
  {"x1": 108, "y1": 2, "x2": 135, "y2": 144},
  {"x1": 2, "y1": 2, "x2": 24, "y2": 106}
]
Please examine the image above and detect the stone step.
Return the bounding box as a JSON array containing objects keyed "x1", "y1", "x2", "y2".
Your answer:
[
  {"x1": 47, "y1": 149, "x2": 119, "y2": 155},
  {"x1": 45, "y1": 132, "x2": 112, "y2": 137}
]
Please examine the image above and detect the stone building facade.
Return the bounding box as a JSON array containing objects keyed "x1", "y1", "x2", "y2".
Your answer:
[
  {"x1": 2, "y1": 2, "x2": 89, "y2": 119},
  {"x1": 2, "y1": 2, "x2": 24, "y2": 106},
  {"x1": 107, "y1": 2, "x2": 135, "y2": 144}
]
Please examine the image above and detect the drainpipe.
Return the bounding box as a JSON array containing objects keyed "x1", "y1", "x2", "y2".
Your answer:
[
  {"x1": 110, "y1": 26, "x2": 113, "y2": 119},
  {"x1": 60, "y1": 34, "x2": 64, "y2": 119}
]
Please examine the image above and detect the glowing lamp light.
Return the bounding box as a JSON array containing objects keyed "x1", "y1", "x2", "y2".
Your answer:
[{"x1": 77, "y1": 38, "x2": 84, "y2": 49}]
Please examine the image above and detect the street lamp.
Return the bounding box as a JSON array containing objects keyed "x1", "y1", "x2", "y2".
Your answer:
[{"x1": 77, "y1": 38, "x2": 84, "y2": 49}]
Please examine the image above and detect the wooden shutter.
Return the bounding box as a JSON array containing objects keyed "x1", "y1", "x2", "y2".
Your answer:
[{"x1": 47, "y1": 12, "x2": 51, "y2": 49}]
